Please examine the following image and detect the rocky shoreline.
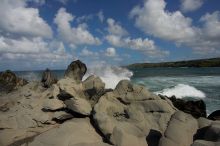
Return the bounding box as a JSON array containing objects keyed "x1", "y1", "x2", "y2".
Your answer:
[{"x1": 0, "y1": 60, "x2": 219, "y2": 146}]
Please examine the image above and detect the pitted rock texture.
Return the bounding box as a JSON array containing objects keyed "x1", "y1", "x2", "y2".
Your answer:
[
  {"x1": 93, "y1": 80, "x2": 176, "y2": 145},
  {"x1": 64, "y1": 60, "x2": 87, "y2": 82}
]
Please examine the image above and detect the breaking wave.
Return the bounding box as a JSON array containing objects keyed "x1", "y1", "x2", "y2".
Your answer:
[
  {"x1": 83, "y1": 65, "x2": 133, "y2": 89},
  {"x1": 155, "y1": 84, "x2": 206, "y2": 99}
]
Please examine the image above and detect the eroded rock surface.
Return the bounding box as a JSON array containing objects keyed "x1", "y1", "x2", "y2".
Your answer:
[
  {"x1": 27, "y1": 118, "x2": 111, "y2": 146},
  {"x1": 94, "y1": 80, "x2": 176, "y2": 145},
  {"x1": 41, "y1": 68, "x2": 58, "y2": 88},
  {"x1": 165, "y1": 95, "x2": 207, "y2": 118},
  {"x1": 64, "y1": 60, "x2": 87, "y2": 82},
  {"x1": 0, "y1": 70, "x2": 27, "y2": 94}
]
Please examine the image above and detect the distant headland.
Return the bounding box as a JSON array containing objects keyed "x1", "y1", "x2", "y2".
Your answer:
[{"x1": 127, "y1": 57, "x2": 220, "y2": 69}]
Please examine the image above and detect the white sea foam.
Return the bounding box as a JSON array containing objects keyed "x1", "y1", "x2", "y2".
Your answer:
[
  {"x1": 83, "y1": 65, "x2": 133, "y2": 89},
  {"x1": 155, "y1": 84, "x2": 206, "y2": 99}
]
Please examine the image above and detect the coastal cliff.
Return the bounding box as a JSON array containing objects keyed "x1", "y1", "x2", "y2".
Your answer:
[{"x1": 127, "y1": 57, "x2": 220, "y2": 69}]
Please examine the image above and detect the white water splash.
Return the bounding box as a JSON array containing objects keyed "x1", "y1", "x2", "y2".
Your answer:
[
  {"x1": 83, "y1": 65, "x2": 133, "y2": 89},
  {"x1": 155, "y1": 84, "x2": 206, "y2": 99}
]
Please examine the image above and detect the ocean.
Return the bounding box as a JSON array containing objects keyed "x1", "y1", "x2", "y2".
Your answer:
[{"x1": 15, "y1": 66, "x2": 220, "y2": 115}]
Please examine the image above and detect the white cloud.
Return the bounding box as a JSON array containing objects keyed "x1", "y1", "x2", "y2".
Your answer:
[
  {"x1": 80, "y1": 48, "x2": 99, "y2": 57},
  {"x1": 54, "y1": 8, "x2": 101, "y2": 47},
  {"x1": 97, "y1": 10, "x2": 104, "y2": 23},
  {"x1": 0, "y1": 0, "x2": 52, "y2": 38},
  {"x1": 0, "y1": 35, "x2": 73, "y2": 70},
  {"x1": 0, "y1": 37, "x2": 49, "y2": 54},
  {"x1": 107, "y1": 18, "x2": 128, "y2": 37},
  {"x1": 105, "y1": 18, "x2": 169, "y2": 58},
  {"x1": 180, "y1": 0, "x2": 204, "y2": 12},
  {"x1": 130, "y1": 0, "x2": 196, "y2": 43},
  {"x1": 105, "y1": 47, "x2": 116, "y2": 57},
  {"x1": 130, "y1": 0, "x2": 220, "y2": 55},
  {"x1": 106, "y1": 35, "x2": 169, "y2": 58},
  {"x1": 200, "y1": 11, "x2": 220, "y2": 39}
]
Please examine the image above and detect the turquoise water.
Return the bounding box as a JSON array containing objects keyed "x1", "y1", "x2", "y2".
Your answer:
[
  {"x1": 15, "y1": 67, "x2": 220, "y2": 114},
  {"x1": 129, "y1": 67, "x2": 220, "y2": 114}
]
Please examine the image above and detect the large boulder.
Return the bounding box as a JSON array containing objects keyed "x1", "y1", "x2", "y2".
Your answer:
[
  {"x1": 193, "y1": 119, "x2": 220, "y2": 146},
  {"x1": 57, "y1": 78, "x2": 86, "y2": 100},
  {"x1": 0, "y1": 70, "x2": 27, "y2": 93},
  {"x1": 57, "y1": 78, "x2": 92, "y2": 115},
  {"x1": 159, "y1": 111, "x2": 198, "y2": 146},
  {"x1": 41, "y1": 68, "x2": 58, "y2": 88},
  {"x1": 27, "y1": 118, "x2": 111, "y2": 146},
  {"x1": 64, "y1": 60, "x2": 87, "y2": 82},
  {"x1": 83, "y1": 75, "x2": 106, "y2": 106},
  {"x1": 93, "y1": 80, "x2": 176, "y2": 145}
]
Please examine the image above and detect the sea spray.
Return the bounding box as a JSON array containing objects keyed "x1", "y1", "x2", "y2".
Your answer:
[
  {"x1": 83, "y1": 65, "x2": 133, "y2": 89},
  {"x1": 155, "y1": 84, "x2": 206, "y2": 99}
]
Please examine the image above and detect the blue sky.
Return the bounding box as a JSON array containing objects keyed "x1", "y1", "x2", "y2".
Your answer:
[{"x1": 0, "y1": 0, "x2": 220, "y2": 71}]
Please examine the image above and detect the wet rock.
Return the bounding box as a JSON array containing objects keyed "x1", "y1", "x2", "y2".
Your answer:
[
  {"x1": 0, "y1": 70, "x2": 27, "y2": 93},
  {"x1": 41, "y1": 68, "x2": 58, "y2": 88},
  {"x1": 64, "y1": 60, "x2": 87, "y2": 82},
  {"x1": 160, "y1": 95, "x2": 207, "y2": 118},
  {"x1": 208, "y1": 110, "x2": 220, "y2": 120}
]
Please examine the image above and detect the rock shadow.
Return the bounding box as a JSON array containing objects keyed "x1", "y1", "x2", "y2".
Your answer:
[{"x1": 146, "y1": 129, "x2": 162, "y2": 146}]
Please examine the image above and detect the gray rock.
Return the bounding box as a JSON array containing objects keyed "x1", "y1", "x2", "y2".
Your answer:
[
  {"x1": 203, "y1": 124, "x2": 220, "y2": 141},
  {"x1": 64, "y1": 60, "x2": 87, "y2": 82},
  {"x1": 197, "y1": 117, "x2": 212, "y2": 128},
  {"x1": 0, "y1": 70, "x2": 28, "y2": 93},
  {"x1": 191, "y1": 140, "x2": 219, "y2": 146},
  {"x1": 194, "y1": 119, "x2": 220, "y2": 143},
  {"x1": 42, "y1": 98, "x2": 66, "y2": 111},
  {"x1": 64, "y1": 97, "x2": 92, "y2": 116},
  {"x1": 27, "y1": 118, "x2": 110, "y2": 146},
  {"x1": 52, "y1": 111, "x2": 73, "y2": 121},
  {"x1": 83, "y1": 75, "x2": 105, "y2": 96},
  {"x1": 110, "y1": 123, "x2": 148, "y2": 146},
  {"x1": 94, "y1": 80, "x2": 176, "y2": 144},
  {"x1": 41, "y1": 68, "x2": 58, "y2": 88},
  {"x1": 159, "y1": 111, "x2": 198, "y2": 146},
  {"x1": 83, "y1": 75, "x2": 105, "y2": 105},
  {"x1": 57, "y1": 78, "x2": 86, "y2": 100}
]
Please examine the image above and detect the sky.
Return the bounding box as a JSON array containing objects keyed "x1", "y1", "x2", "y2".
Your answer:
[{"x1": 0, "y1": 0, "x2": 220, "y2": 71}]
